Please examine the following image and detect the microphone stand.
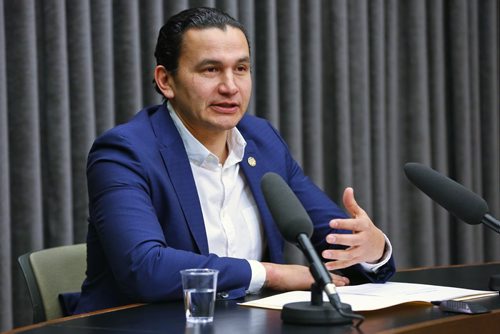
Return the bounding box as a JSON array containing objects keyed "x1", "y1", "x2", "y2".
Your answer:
[
  {"x1": 280, "y1": 234, "x2": 358, "y2": 325},
  {"x1": 482, "y1": 213, "x2": 500, "y2": 234}
]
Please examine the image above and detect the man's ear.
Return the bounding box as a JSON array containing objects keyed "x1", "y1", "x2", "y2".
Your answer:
[{"x1": 154, "y1": 65, "x2": 175, "y2": 99}]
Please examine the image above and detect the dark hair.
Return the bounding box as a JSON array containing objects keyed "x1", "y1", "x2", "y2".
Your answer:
[{"x1": 153, "y1": 7, "x2": 250, "y2": 96}]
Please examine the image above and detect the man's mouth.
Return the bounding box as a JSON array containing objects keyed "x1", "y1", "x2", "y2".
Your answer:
[{"x1": 211, "y1": 102, "x2": 240, "y2": 113}]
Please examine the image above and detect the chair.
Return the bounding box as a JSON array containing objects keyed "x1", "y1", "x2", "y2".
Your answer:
[{"x1": 18, "y1": 243, "x2": 87, "y2": 323}]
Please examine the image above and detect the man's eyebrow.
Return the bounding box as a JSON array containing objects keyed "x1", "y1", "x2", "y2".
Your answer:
[
  {"x1": 196, "y1": 57, "x2": 251, "y2": 68},
  {"x1": 235, "y1": 56, "x2": 251, "y2": 64}
]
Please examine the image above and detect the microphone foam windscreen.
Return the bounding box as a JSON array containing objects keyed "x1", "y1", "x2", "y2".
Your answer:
[
  {"x1": 260, "y1": 172, "x2": 314, "y2": 242},
  {"x1": 404, "y1": 162, "x2": 489, "y2": 225}
]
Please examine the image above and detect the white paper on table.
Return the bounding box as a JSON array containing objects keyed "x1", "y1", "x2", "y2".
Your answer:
[{"x1": 238, "y1": 282, "x2": 498, "y2": 312}]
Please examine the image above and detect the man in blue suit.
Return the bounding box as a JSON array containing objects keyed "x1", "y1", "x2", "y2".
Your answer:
[{"x1": 70, "y1": 7, "x2": 395, "y2": 314}]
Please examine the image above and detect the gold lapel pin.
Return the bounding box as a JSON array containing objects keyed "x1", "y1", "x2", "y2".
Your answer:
[{"x1": 247, "y1": 156, "x2": 256, "y2": 167}]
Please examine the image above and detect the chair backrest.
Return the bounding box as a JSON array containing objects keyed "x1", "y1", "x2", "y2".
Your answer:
[{"x1": 18, "y1": 243, "x2": 87, "y2": 323}]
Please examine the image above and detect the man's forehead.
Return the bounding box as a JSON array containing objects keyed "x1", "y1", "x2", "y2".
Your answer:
[
  {"x1": 181, "y1": 25, "x2": 248, "y2": 47},
  {"x1": 179, "y1": 26, "x2": 250, "y2": 60}
]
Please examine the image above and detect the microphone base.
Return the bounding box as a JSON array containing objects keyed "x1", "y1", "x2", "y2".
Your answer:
[{"x1": 281, "y1": 301, "x2": 353, "y2": 325}]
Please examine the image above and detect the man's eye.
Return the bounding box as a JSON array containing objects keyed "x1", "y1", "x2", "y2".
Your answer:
[
  {"x1": 236, "y1": 65, "x2": 248, "y2": 72},
  {"x1": 205, "y1": 67, "x2": 218, "y2": 73}
]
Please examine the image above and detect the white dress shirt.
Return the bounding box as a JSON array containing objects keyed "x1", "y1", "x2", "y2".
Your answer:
[
  {"x1": 168, "y1": 103, "x2": 392, "y2": 294},
  {"x1": 168, "y1": 104, "x2": 266, "y2": 292}
]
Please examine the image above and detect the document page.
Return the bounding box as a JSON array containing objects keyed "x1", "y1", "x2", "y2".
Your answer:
[{"x1": 239, "y1": 282, "x2": 498, "y2": 311}]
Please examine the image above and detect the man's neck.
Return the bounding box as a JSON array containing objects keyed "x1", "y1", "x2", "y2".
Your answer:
[
  {"x1": 175, "y1": 114, "x2": 230, "y2": 164},
  {"x1": 199, "y1": 132, "x2": 229, "y2": 165}
]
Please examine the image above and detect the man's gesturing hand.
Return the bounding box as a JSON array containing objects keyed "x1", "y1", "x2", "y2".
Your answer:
[{"x1": 321, "y1": 187, "x2": 386, "y2": 271}]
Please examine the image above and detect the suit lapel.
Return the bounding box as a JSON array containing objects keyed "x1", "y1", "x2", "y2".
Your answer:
[
  {"x1": 151, "y1": 106, "x2": 209, "y2": 254},
  {"x1": 240, "y1": 139, "x2": 284, "y2": 263}
]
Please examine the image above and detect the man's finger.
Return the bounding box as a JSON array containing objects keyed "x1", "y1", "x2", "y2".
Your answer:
[
  {"x1": 327, "y1": 232, "x2": 362, "y2": 247},
  {"x1": 325, "y1": 259, "x2": 358, "y2": 271},
  {"x1": 342, "y1": 187, "x2": 367, "y2": 218},
  {"x1": 331, "y1": 274, "x2": 350, "y2": 286},
  {"x1": 330, "y1": 218, "x2": 366, "y2": 232},
  {"x1": 322, "y1": 246, "x2": 362, "y2": 262}
]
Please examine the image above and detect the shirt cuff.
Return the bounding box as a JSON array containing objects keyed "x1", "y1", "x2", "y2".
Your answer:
[
  {"x1": 359, "y1": 234, "x2": 393, "y2": 273},
  {"x1": 246, "y1": 260, "x2": 267, "y2": 294}
]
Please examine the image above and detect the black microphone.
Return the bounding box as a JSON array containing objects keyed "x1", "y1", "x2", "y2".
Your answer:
[
  {"x1": 261, "y1": 172, "x2": 362, "y2": 326},
  {"x1": 404, "y1": 162, "x2": 500, "y2": 234},
  {"x1": 260, "y1": 172, "x2": 335, "y2": 294}
]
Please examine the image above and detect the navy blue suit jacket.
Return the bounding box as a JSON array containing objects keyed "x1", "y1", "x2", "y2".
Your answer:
[{"x1": 69, "y1": 104, "x2": 395, "y2": 314}]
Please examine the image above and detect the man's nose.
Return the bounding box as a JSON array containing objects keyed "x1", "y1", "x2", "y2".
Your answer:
[{"x1": 219, "y1": 72, "x2": 238, "y2": 95}]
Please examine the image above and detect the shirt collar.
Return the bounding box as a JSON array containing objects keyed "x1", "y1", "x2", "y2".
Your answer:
[{"x1": 167, "y1": 102, "x2": 246, "y2": 168}]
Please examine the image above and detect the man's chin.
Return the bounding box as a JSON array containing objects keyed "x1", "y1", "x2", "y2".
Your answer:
[{"x1": 213, "y1": 114, "x2": 244, "y2": 129}]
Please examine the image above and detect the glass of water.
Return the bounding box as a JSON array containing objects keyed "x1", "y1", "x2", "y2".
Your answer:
[{"x1": 180, "y1": 268, "x2": 219, "y2": 323}]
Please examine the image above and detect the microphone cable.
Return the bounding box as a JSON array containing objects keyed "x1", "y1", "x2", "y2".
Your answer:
[{"x1": 326, "y1": 285, "x2": 365, "y2": 329}]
